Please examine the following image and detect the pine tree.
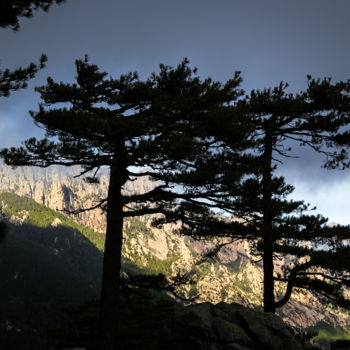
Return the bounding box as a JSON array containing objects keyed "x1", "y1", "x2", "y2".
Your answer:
[
  {"x1": 0, "y1": 0, "x2": 68, "y2": 97},
  {"x1": 0, "y1": 0, "x2": 66, "y2": 31},
  {"x1": 170, "y1": 78, "x2": 350, "y2": 313},
  {"x1": 0, "y1": 57, "x2": 245, "y2": 349},
  {"x1": 0, "y1": 55, "x2": 47, "y2": 97}
]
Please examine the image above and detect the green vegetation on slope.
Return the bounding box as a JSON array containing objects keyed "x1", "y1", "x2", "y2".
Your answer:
[
  {"x1": 0, "y1": 191, "x2": 106, "y2": 250},
  {"x1": 0, "y1": 191, "x2": 180, "y2": 278},
  {"x1": 0, "y1": 191, "x2": 183, "y2": 349},
  {"x1": 145, "y1": 255, "x2": 178, "y2": 275},
  {"x1": 124, "y1": 218, "x2": 154, "y2": 239},
  {"x1": 310, "y1": 322, "x2": 350, "y2": 350}
]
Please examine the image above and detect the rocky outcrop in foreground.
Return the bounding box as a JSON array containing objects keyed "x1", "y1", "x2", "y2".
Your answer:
[{"x1": 162, "y1": 302, "x2": 320, "y2": 350}]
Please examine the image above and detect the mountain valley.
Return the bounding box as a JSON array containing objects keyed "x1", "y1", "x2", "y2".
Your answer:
[{"x1": 0, "y1": 164, "x2": 349, "y2": 349}]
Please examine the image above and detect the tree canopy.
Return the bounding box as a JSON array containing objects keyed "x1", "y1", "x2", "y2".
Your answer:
[
  {"x1": 0, "y1": 0, "x2": 66, "y2": 31},
  {"x1": 0, "y1": 54, "x2": 47, "y2": 97},
  {"x1": 0, "y1": 0, "x2": 68, "y2": 97}
]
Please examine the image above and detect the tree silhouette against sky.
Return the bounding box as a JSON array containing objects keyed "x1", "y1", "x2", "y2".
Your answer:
[
  {"x1": 170, "y1": 77, "x2": 350, "y2": 313},
  {"x1": 0, "y1": 57, "x2": 247, "y2": 349},
  {"x1": 0, "y1": 0, "x2": 67, "y2": 97}
]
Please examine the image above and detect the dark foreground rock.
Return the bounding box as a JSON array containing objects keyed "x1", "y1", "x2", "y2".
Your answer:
[{"x1": 160, "y1": 302, "x2": 320, "y2": 350}]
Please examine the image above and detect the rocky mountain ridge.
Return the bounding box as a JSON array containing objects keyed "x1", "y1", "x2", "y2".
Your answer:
[
  {"x1": 0, "y1": 164, "x2": 155, "y2": 233},
  {"x1": 0, "y1": 164, "x2": 349, "y2": 331}
]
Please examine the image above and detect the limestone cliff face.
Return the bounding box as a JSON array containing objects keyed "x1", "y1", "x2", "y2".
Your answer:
[
  {"x1": 0, "y1": 164, "x2": 349, "y2": 330},
  {"x1": 0, "y1": 164, "x2": 154, "y2": 233}
]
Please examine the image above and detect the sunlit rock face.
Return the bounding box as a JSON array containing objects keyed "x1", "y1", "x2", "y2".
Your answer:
[{"x1": 0, "y1": 163, "x2": 349, "y2": 330}]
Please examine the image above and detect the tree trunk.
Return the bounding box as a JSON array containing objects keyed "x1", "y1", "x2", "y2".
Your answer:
[
  {"x1": 262, "y1": 130, "x2": 275, "y2": 313},
  {"x1": 98, "y1": 162, "x2": 125, "y2": 350}
]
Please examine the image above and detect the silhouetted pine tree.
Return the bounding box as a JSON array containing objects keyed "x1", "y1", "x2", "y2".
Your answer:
[
  {"x1": 0, "y1": 57, "x2": 246, "y2": 349},
  {"x1": 0, "y1": 0, "x2": 66, "y2": 30},
  {"x1": 168, "y1": 78, "x2": 350, "y2": 313},
  {"x1": 0, "y1": 55, "x2": 47, "y2": 97},
  {"x1": 0, "y1": 0, "x2": 68, "y2": 97}
]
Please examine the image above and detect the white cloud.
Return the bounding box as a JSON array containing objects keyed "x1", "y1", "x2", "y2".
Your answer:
[{"x1": 289, "y1": 177, "x2": 350, "y2": 225}]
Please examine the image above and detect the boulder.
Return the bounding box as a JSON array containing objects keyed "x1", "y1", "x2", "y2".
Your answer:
[{"x1": 161, "y1": 302, "x2": 320, "y2": 350}]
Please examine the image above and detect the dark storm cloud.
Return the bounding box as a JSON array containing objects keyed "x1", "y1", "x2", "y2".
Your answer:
[{"x1": 1, "y1": 0, "x2": 350, "y2": 221}]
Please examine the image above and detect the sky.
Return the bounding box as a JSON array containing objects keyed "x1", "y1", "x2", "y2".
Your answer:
[{"x1": 1, "y1": 0, "x2": 350, "y2": 224}]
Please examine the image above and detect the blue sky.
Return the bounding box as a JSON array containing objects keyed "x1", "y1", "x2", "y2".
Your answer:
[{"x1": 1, "y1": 0, "x2": 350, "y2": 223}]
